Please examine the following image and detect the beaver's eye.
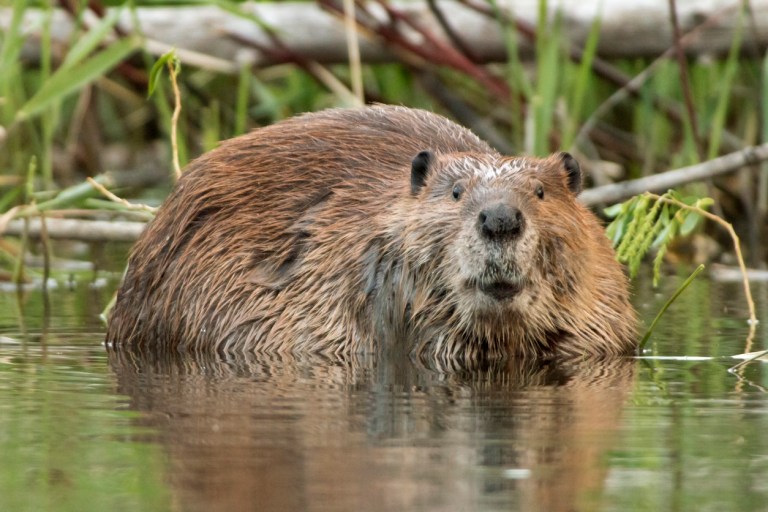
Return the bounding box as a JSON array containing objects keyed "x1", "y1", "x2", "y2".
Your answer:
[
  {"x1": 452, "y1": 184, "x2": 464, "y2": 201},
  {"x1": 535, "y1": 185, "x2": 545, "y2": 199}
]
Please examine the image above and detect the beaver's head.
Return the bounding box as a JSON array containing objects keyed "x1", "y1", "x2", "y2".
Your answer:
[{"x1": 403, "y1": 151, "x2": 592, "y2": 342}]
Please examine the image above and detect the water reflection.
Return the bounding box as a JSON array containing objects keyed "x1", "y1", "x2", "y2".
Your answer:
[{"x1": 109, "y1": 349, "x2": 636, "y2": 512}]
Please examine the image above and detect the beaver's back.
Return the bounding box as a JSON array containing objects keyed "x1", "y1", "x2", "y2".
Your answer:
[{"x1": 107, "y1": 106, "x2": 496, "y2": 351}]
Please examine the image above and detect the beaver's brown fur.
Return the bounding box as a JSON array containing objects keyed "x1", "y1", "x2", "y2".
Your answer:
[{"x1": 107, "y1": 105, "x2": 636, "y2": 360}]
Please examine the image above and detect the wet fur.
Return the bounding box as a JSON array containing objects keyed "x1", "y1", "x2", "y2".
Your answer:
[{"x1": 107, "y1": 106, "x2": 636, "y2": 361}]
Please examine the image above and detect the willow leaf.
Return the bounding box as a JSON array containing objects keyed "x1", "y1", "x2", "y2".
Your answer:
[{"x1": 148, "y1": 49, "x2": 180, "y2": 98}]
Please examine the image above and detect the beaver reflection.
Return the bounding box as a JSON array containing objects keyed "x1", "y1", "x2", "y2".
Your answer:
[{"x1": 109, "y1": 350, "x2": 635, "y2": 512}]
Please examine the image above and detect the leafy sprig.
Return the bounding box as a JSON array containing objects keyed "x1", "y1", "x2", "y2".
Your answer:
[
  {"x1": 605, "y1": 190, "x2": 756, "y2": 350},
  {"x1": 605, "y1": 190, "x2": 713, "y2": 286}
]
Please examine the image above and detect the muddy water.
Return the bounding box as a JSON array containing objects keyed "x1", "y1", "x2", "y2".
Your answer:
[{"x1": 0, "y1": 273, "x2": 766, "y2": 512}]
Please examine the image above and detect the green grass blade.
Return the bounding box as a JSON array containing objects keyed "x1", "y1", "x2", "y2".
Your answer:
[
  {"x1": 532, "y1": 1, "x2": 561, "y2": 155},
  {"x1": 0, "y1": 0, "x2": 26, "y2": 92},
  {"x1": 638, "y1": 264, "x2": 705, "y2": 352},
  {"x1": 707, "y1": 6, "x2": 744, "y2": 160},
  {"x1": 18, "y1": 175, "x2": 112, "y2": 214},
  {"x1": 16, "y1": 36, "x2": 140, "y2": 122},
  {"x1": 562, "y1": 14, "x2": 601, "y2": 148},
  {"x1": 235, "y1": 63, "x2": 250, "y2": 136},
  {"x1": 488, "y1": 0, "x2": 532, "y2": 149},
  {"x1": 147, "y1": 49, "x2": 179, "y2": 98},
  {"x1": 0, "y1": 188, "x2": 21, "y2": 213},
  {"x1": 61, "y1": 7, "x2": 125, "y2": 70},
  {"x1": 39, "y1": 6, "x2": 55, "y2": 187}
]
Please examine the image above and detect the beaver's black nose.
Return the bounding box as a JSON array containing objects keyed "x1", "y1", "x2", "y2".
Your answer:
[{"x1": 478, "y1": 204, "x2": 524, "y2": 240}]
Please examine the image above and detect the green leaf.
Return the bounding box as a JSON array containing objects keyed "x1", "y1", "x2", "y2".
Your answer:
[
  {"x1": 651, "y1": 218, "x2": 674, "y2": 249},
  {"x1": 25, "y1": 156, "x2": 37, "y2": 204},
  {"x1": 16, "y1": 37, "x2": 140, "y2": 122},
  {"x1": 606, "y1": 215, "x2": 627, "y2": 246},
  {"x1": 650, "y1": 205, "x2": 672, "y2": 248},
  {"x1": 616, "y1": 196, "x2": 649, "y2": 259},
  {"x1": 0, "y1": 188, "x2": 21, "y2": 213},
  {"x1": 652, "y1": 245, "x2": 667, "y2": 287},
  {"x1": 147, "y1": 49, "x2": 180, "y2": 98},
  {"x1": 679, "y1": 211, "x2": 703, "y2": 236},
  {"x1": 603, "y1": 202, "x2": 623, "y2": 218},
  {"x1": 32, "y1": 175, "x2": 113, "y2": 213}
]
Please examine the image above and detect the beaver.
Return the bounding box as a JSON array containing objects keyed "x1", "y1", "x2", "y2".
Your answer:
[{"x1": 106, "y1": 105, "x2": 636, "y2": 360}]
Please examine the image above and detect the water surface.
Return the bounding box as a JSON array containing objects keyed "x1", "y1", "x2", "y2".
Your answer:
[{"x1": 0, "y1": 273, "x2": 766, "y2": 512}]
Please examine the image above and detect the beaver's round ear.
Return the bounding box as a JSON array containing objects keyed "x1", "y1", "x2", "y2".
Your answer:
[
  {"x1": 559, "y1": 152, "x2": 582, "y2": 194},
  {"x1": 411, "y1": 150, "x2": 434, "y2": 195}
]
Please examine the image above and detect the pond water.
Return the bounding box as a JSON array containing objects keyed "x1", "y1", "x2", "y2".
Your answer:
[{"x1": 0, "y1": 261, "x2": 766, "y2": 512}]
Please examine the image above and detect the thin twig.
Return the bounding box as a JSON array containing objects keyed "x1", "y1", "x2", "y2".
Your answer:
[
  {"x1": 319, "y1": 0, "x2": 510, "y2": 99},
  {"x1": 168, "y1": 60, "x2": 182, "y2": 180},
  {"x1": 379, "y1": 2, "x2": 510, "y2": 99},
  {"x1": 416, "y1": 71, "x2": 515, "y2": 153},
  {"x1": 39, "y1": 211, "x2": 50, "y2": 296},
  {"x1": 144, "y1": 39, "x2": 238, "y2": 74},
  {"x1": 226, "y1": 30, "x2": 359, "y2": 105},
  {"x1": 427, "y1": 0, "x2": 478, "y2": 61},
  {"x1": 729, "y1": 349, "x2": 768, "y2": 373},
  {"x1": 342, "y1": 0, "x2": 364, "y2": 105},
  {"x1": 0, "y1": 205, "x2": 21, "y2": 236},
  {"x1": 86, "y1": 177, "x2": 158, "y2": 213},
  {"x1": 461, "y1": 0, "x2": 683, "y2": 127}
]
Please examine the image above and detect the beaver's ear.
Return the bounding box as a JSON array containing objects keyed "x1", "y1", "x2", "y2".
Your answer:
[
  {"x1": 559, "y1": 152, "x2": 582, "y2": 194},
  {"x1": 411, "y1": 150, "x2": 433, "y2": 195}
]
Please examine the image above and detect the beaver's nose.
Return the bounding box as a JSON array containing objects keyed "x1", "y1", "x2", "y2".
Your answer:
[{"x1": 478, "y1": 203, "x2": 524, "y2": 240}]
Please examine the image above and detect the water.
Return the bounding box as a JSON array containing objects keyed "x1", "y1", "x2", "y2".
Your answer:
[{"x1": 0, "y1": 270, "x2": 766, "y2": 512}]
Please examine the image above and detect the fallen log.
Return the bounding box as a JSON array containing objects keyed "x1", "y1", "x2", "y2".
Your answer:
[{"x1": 4, "y1": 1, "x2": 766, "y2": 70}]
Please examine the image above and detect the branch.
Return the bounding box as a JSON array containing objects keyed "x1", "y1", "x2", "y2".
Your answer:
[
  {"x1": 86, "y1": 177, "x2": 157, "y2": 213},
  {"x1": 579, "y1": 143, "x2": 768, "y2": 206},
  {"x1": 2, "y1": 218, "x2": 146, "y2": 242}
]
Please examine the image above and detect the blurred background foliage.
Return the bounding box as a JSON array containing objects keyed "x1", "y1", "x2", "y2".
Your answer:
[{"x1": 0, "y1": 0, "x2": 767, "y2": 280}]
